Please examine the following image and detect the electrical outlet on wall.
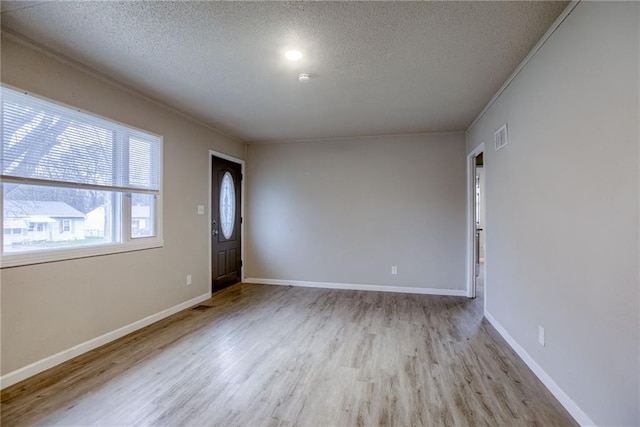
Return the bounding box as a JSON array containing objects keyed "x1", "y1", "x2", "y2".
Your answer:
[{"x1": 391, "y1": 266, "x2": 398, "y2": 275}]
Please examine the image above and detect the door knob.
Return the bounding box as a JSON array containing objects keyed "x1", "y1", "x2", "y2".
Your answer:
[{"x1": 212, "y1": 229, "x2": 218, "y2": 236}]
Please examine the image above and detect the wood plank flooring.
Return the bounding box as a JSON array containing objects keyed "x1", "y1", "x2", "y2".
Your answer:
[{"x1": 1, "y1": 282, "x2": 576, "y2": 426}]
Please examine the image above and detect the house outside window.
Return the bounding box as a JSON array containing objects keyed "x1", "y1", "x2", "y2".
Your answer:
[{"x1": 1, "y1": 86, "x2": 163, "y2": 267}]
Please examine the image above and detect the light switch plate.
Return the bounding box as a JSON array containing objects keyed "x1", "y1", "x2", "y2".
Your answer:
[{"x1": 197, "y1": 205, "x2": 205, "y2": 215}]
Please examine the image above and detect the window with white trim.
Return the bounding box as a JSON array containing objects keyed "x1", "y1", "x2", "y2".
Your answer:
[
  {"x1": 1, "y1": 86, "x2": 163, "y2": 267},
  {"x1": 60, "y1": 219, "x2": 71, "y2": 233}
]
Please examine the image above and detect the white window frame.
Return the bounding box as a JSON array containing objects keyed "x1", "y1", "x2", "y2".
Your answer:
[{"x1": 0, "y1": 85, "x2": 163, "y2": 268}]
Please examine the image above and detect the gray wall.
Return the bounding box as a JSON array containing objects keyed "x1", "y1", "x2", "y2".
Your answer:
[
  {"x1": 246, "y1": 133, "x2": 467, "y2": 291},
  {"x1": 467, "y1": 2, "x2": 639, "y2": 425},
  {"x1": 0, "y1": 35, "x2": 246, "y2": 375}
]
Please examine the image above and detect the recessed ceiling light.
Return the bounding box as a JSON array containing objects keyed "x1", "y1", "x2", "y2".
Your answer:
[{"x1": 285, "y1": 50, "x2": 303, "y2": 61}]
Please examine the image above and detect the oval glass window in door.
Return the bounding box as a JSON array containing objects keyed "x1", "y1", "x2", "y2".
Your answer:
[{"x1": 219, "y1": 171, "x2": 235, "y2": 239}]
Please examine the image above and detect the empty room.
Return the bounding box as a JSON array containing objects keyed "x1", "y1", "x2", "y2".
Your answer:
[{"x1": 1, "y1": 1, "x2": 638, "y2": 426}]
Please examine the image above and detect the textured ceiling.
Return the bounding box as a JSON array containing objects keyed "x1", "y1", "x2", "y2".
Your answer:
[{"x1": 1, "y1": 1, "x2": 568, "y2": 143}]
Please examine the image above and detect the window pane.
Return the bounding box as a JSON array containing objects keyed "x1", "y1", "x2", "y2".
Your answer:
[
  {"x1": 3, "y1": 183, "x2": 118, "y2": 254},
  {"x1": 129, "y1": 136, "x2": 160, "y2": 190},
  {"x1": 131, "y1": 193, "x2": 155, "y2": 238},
  {"x1": 2, "y1": 87, "x2": 161, "y2": 192},
  {"x1": 2, "y1": 91, "x2": 116, "y2": 186},
  {"x1": 219, "y1": 171, "x2": 235, "y2": 239}
]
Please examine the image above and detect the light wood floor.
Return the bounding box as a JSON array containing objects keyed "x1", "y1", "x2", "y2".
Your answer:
[{"x1": 2, "y1": 281, "x2": 576, "y2": 426}]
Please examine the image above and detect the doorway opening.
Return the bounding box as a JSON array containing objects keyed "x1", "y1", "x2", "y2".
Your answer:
[
  {"x1": 467, "y1": 143, "x2": 485, "y2": 300},
  {"x1": 474, "y1": 153, "x2": 485, "y2": 299},
  {"x1": 210, "y1": 151, "x2": 245, "y2": 294}
]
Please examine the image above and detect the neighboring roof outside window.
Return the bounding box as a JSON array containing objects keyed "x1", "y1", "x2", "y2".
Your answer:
[
  {"x1": 132, "y1": 205, "x2": 150, "y2": 220},
  {"x1": 4, "y1": 200, "x2": 85, "y2": 218},
  {"x1": 3, "y1": 219, "x2": 29, "y2": 229},
  {"x1": 28, "y1": 216, "x2": 57, "y2": 223}
]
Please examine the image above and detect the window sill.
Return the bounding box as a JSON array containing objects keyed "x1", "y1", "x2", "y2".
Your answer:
[{"x1": 0, "y1": 238, "x2": 164, "y2": 268}]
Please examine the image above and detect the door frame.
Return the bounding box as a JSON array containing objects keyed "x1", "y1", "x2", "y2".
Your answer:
[
  {"x1": 466, "y1": 142, "x2": 485, "y2": 299},
  {"x1": 209, "y1": 150, "x2": 246, "y2": 294}
]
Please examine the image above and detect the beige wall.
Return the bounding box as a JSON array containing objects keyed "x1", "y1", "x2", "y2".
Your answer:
[
  {"x1": 246, "y1": 133, "x2": 467, "y2": 290},
  {"x1": 467, "y1": 2, "x2": 639, "y2": 425},
  {"x1": 0, "y1": 35, "x2": 246, "y2": 375}
]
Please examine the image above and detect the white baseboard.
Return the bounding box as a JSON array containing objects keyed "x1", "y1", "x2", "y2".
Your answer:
[
  {"x1": 244, "y1": 277, "x2": 467, "y2": 297},
  {"x1": 484, "y1": 310, "x2": 595, "y2": 427},
  {"x1": 0, "y1": 293, "x2": 210, "y2": 390}
]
